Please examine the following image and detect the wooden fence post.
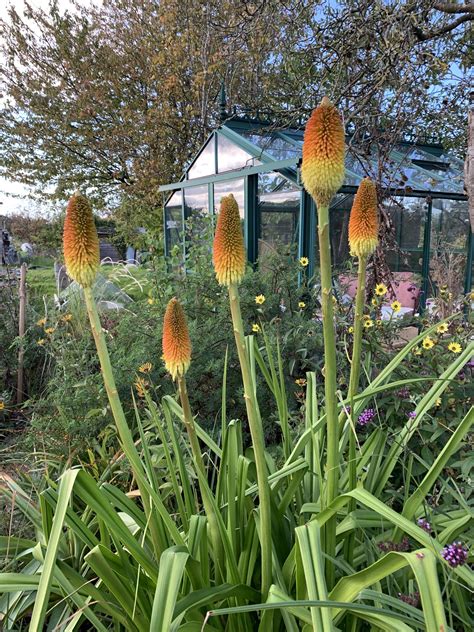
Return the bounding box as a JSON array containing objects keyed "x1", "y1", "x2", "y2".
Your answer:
[{"x1": 17, "y1": 263, "x2": 27, "y2": 405}]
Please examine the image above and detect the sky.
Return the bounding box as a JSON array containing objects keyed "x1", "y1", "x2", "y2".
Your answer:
[{"x1": 0, "y1": 0, "x2": 77, "y2": 217}]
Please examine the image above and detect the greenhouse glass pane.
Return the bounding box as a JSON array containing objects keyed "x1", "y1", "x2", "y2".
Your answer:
[
  {"x1": 383, "y1": 197, "x2": 427, "y2": 273},
  {"x1": 430, "y1": 199, "x2": 469, "y2": 294},
  {"x1": 388, "y1": 149, "x2": 462, "y2": 194},
  {"x1": 258, "y1": 174, "x2": 300, "y2": 259},
  {"x1": 187, "y1": 138, "x2": 215, "y2": 179},
  {"x1": 184, "y1": 185, "x2": 211, "y2": 245},
  {"x1": 239, "y1": 130, "x2": 300, "y2": 160},
  {"x1": 164, "y1": 191, "x2": 183, "y2": 256},
  {"x1": 217, "y1": 134, "x2": 256, "y2": 172},
  {"x1": 329, "y1": 193, "x2": 353, "y2": 270},
  {"x1": 213, "y1": 178, "x2": 245, "y2": 218}
]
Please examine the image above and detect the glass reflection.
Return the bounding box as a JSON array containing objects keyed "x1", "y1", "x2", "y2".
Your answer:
[
  {"x1": 184, "y1": 186, "x2": 210, "y2": 246},
  {"x1": 187, "y1": 138, "x2": 215, "y2": 179},
  {"x1": 383, "y1": 197, "x2": 427, "y2": 272},
  {"x1": 164, "y1": 190, "x2": 183, "y2": 257},
  {"x1": 258, "y1": 174, "x2": 300, "y2": 259},
  {"x1": 213, "y1": 178, "x2": 245, "y2": 218},
  {"x1": 240, "y1": 131, "x2": 300, "y2": 160},
  {"x1": 430, "y1": 199, "x2": 469, "y2": 294},
  {"x1": 217, "y1": 134, "x2": 256, "y2": 172}
]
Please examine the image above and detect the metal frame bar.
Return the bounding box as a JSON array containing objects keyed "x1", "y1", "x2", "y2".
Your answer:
[
  {"x1": 245, "y1": 174, "x2": 259, "y2": 265},
  {"x1": 159, "y1": 157, "x2": 299, "y2": 191},
  {"x1": 420, "y1": 198, "x2": 432, "y2": 311}
]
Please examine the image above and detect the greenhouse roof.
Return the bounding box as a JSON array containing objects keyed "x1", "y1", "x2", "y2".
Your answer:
[{"x1": 160, "y1": 116, "x2": 466, "y2": 198}]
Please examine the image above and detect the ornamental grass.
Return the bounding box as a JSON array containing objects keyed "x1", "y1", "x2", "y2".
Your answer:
[{"x1": 1, "y1": 139, "x2": 473, "y2": 632}]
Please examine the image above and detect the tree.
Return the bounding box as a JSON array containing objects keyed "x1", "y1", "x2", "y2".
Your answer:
[
  {"x1": 0, "y1": 0, "x2": 471, "y2": 218},
  {"x1": 0, "y1": 0, "x2": 282, "y2": 211}
]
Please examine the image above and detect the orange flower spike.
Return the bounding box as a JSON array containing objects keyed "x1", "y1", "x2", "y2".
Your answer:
[
  {"x1": 348, "y1": 177, "x2": 379, "y2": 257},
  {"x1": 301, "y1": 96, "x2": 345, "y2": 206},
  {"x1": 63, "y1": 192, "x2": 100, "y2": 287},
  {"x1": 162, "y1": 297, "x2": 192, "y2": 380},
  {"x1": 213, "y1": 194, "x2": 246, "y2": 286}
]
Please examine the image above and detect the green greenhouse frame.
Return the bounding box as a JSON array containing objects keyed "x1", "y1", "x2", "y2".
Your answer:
[{"x1": 159, "y1": 108, "x2": 472, "y2": 308}]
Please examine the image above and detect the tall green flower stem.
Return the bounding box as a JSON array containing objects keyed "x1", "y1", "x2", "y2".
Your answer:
[
  {"x1": 83, "y1": 286, "x2": 164, "y2": 557},
  {"x1": 228, "y1": 281, "x2": 272, "y2": 599},
  {"x1": 344, "y1": 254, "x2": 367, "y2": 565},
  {"x1": 177, "y1": 375, "x2": 225, "y2": 581},
  {"x1": 316, "y1": 202, "x2": 339, "y2": 588}
]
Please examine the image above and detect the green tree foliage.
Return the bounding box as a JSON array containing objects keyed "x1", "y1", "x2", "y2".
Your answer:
[{"x1": 0, "y1": 0, "x2": 471, "y2": 212}]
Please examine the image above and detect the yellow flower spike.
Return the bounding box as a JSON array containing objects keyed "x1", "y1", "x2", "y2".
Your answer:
[
  {"x1": 63, "y1": 192, "x2": 100, "y2": 287},
  {"x1": 255, "y1": 294, "x2": 266, "y2": 305},
  {"x1": 301, "y1": 96, "x2": 345, "y2": 206},
  {"x1": 162, "y1": 298, "x2": 192, "y2": 380},
  {"x1": 348, "y1": 178, "x2": 379, "y2": 258},
  {"x1": 213, "y1": 194, "x2": 246, "y2": 286}
]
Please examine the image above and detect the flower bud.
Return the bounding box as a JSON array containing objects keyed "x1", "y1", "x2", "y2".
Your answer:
[
  {"x1": 63, "y1": 192, "x2": 100, "y2": 287},
  {"x1": 162, "y1": 298, "x2": 192, "y2": 380},
  {"x1": 348, "y1": 178, "x2": 379, "y2": 257},
  {"x1": 213, "y1": 194, "x2": 246, "y2": 286},
  {"x1": 301, "y1": 96, "x2": 345, "y2": 206}
]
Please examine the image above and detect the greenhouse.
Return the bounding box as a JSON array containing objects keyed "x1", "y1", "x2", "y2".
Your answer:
[{"x1": 160, "y1": 107, "x2": 472, "y2": 309}]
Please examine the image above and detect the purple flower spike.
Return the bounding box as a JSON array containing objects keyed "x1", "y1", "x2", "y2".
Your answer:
[
  {"x1": 407, "y1": 410, "x2": 417, "y2": 419},
  {"x1": 397, "y1": 387, "x2": 410, "y2": 399},
  {"x1": 417, "y1": 517, "x2": 431, "y2": 533},
  {"x1": 441, "y1": 542, "x2": 468, "y2": 568},
  {"x1": 358, "y1": 408, "x2": 376, "y2": 426}
]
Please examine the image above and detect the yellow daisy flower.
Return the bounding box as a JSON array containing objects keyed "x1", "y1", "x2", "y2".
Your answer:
[
  {"x1": 0, "y1": 401, "x2": 5, "y2": 411},
  {"x1": 364, "y1": 318, "x2": 374, "y2": 328},
  {"x1": 375, "y1": 283, "x2": 387, "y2": 296},
  {"x1": 299, "y1": 257, "x2": 309, "y2": 267},
  {"x1": 435, "y1": 398, "x2": 442, "y2": 407},
  {"x1": 436, "y1": 323, "x2": 448, "y2": 334},
  {"x1": 348, "y1": 326, "x2": 354, "y2": 334},
  {"x1": 391, "y1": 300, "x2": 401, "y2": 313},
  {"x1": 252, "y1": 324, "x2": 261, "y2": 333},
  {"x1": 148, "y1": 298, "x2": 155, "y2": 305},
  {"x1": 44, "y1": 327, "x2": 55, "y2": 335},
  {"x1": 447, "y1": 342, "x2": 462, "y2": 354},
  {"x1": 61, "y1": 313, "x2": 73, "y2": 322},
  {"x1": 412, "y1": 346, "x2": 422, "y2": 356},
  {"x1": 298, "y1": 301, "x2": 306, "y2": 309},
  {"x1": 371, "y1": 298, "x2": 378, "y2": 307},
  {"x1": 37, "y1": 339, "x2": 46, "y2": 346},
  {"x1": 255, "y1": 294, "x2": 266, "y2": 305},
  {"x1": 376, "y1": 319, "x2": 382, "y2": 326},
  {"x1": 37, "y1": 317, "x2": 47, "y2": 327},
  {"x1": 138, "y1": 362, "x2": 153, "y2": 373},
  {"x1": 295, "y1": 378, "x2": 307, "y2": 386},
  {"x1": 422, "y1": 336, "x2": 435, "y2": 350}
]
